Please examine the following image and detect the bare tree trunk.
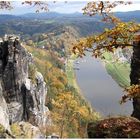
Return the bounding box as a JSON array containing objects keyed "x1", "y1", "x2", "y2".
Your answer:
[{"x1": 130, "y1": 37, "x2": 140, "y2": 120}]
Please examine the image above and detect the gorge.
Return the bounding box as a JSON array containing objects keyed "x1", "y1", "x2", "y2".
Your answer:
[{"x1": 0, "y1": 10, "x2": 140, "y2": 138}]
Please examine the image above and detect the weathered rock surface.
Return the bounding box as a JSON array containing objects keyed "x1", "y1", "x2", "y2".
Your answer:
[
  {"x1": 0, "y1": 35, "x2": 51, "y2": 136},
  {"x1": 87, "y1": 116, "x2": 140, "y2": 138},
  {"x1": 0, "y1": 124, "x2": 14, "y2": 138},
  {"x1": 0, "y1": 81, "x2": 10, "y2": 131},
  {"x1": 11, "y1": 121, "x2": 45, "y2": 138},
  {"x1": 7, "y1": 102, "x2": 23, "y2": 124}
]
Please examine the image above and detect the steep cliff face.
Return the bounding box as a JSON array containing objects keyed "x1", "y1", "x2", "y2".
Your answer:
[
  {"x1": 0, "y1": 81, "x2": 10, "y2": 131},
  {"x1": 0, "y1": 35, "x2": 51, "y2": 137}
]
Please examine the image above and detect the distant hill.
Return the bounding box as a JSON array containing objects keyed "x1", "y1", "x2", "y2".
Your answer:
[
  {"x1": 1, "y1": 10, "x2": 140, "y2": 22},
  {"x1": 0, "y1": 10, "x2": 139, "y2": 22},
  {"x1": 0, "y1": 14, "x2": 24, "y2": 23},
  {"x1": 0, "y1": 10, "x2": 140, "y2": 37},
  {"x1": 22, "y1": 12, "x2": 63, "y2": 19},
  {"x1": 115, "y1": 10, "x2": 140, "y2": 22},
  {"x1": 21, "y1": 10, "x2": 140, "y2": 22}
]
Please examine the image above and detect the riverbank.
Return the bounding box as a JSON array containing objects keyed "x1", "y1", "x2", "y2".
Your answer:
[
  {"x1": 65, "y1": 54, "x2": 99, "y2": 114},
  {"x1": 65, "y1": 54, "x2": 81, "y2": 93},
  {"x1": 74, "y1": 53, "x2": 132, "y2": 116},
  {"x1": 102, "y1": 52, "x2": 130, "y2": 88}
]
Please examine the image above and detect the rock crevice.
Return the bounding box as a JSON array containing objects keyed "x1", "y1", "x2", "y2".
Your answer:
[{"x1": 0, "y1": 35, "x2": 50, "y2": 137}]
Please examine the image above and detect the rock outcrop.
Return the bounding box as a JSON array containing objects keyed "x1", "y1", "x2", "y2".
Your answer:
[
  {"x1": 0, "y1": 124, "x2": 15, "y2": 138},
  {"x1": 0, "y1": 81, "x2": 10, "y2": 131},
  {"x1": 10, "y1": 122, "x2": 44, "y2": 138},
  {"x1": 0, "y1": 35, "x2": 51, "y2": 137},
  {"x1": 87, "y1": 116, "x2": 140, "y2": 138}
]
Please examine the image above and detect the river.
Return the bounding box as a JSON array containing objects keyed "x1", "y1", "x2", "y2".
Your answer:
[{"x1": 75, "y1": 54, "x2": 133, "y2": 117}]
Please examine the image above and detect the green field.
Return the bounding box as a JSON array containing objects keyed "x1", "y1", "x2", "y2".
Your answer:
[
  {"x1": 103, "y1": 52, "x2": 130, "y2": 88},
  {"x1": 65, "y1": 54, "x2": 81, "y2": 93}
]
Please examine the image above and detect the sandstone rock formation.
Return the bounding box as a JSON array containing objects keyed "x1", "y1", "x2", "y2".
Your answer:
[
  {"x1": 87, "y1": 116, "x2": 140, "y2": 138},
  {"x1": 0, "y1": 35, "x2": 51, "y2": 138}
]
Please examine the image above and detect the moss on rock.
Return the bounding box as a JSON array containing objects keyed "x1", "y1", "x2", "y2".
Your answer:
[
  {"x1": 11, "y1": 122, "x2": 44, "y2": 138},
  {"x1": 0, "y1": 124, "x2": 6, "y2": 138}
]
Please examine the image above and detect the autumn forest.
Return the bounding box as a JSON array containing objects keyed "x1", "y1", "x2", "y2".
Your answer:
[{"x1": 0, "y1": 1, "x2": 140, "y2": 138}]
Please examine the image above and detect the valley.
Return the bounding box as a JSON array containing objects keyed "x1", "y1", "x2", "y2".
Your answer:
[{"x1": 0, "y1": 9, "x2": 140, "y2": 138}]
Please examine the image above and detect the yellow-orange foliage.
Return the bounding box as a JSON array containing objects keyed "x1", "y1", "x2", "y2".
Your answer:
[
  {"x1": 52, "y1": 92, "x2": 90, "y2": 138},
  {"x1": 120, "y1": 85, "x2": 140, "y2": 104},
  {"x1": 83, "y1": 1, "x2": 132, "y2": 23},
  {"x1": 73, "y1": 22, "x2": 140, "y2": 58}
]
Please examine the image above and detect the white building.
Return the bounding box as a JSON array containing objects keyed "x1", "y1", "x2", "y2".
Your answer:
[{"x1": 114, "y1": 48, "x2": 128, "y2": 63}]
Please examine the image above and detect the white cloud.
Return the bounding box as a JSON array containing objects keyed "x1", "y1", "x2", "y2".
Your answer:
[
  {"x1": 48, "y1": 1, "x2": 86, "y2": 13},
  {"x1": 0, "y1": 1, "x2": 140, "y2": 15},
  {"x1": 39, "y1": 1, "x2": 140, "y2": 14},
  {"x1": 113, "y1": 3, "x2": 140, "y2": 12}
]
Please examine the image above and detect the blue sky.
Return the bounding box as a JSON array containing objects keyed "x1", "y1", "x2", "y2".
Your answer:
[{"x1": 0, "y1": 1, "x2": 140, "y2": 15}]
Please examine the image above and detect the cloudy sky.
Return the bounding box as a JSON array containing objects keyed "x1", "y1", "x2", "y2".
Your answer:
[{"x1": 0, "y1": 1, "x2": 140, "y2": 15}]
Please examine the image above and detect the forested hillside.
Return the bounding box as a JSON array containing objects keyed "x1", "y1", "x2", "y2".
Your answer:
[{"x1": 1, "y1": 11, "x2": 140, "y2": 38}]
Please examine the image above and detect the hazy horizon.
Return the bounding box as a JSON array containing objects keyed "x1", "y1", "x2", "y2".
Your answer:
[{"x1": 0, "y1": 1, "x2": 140, "y2": 15}]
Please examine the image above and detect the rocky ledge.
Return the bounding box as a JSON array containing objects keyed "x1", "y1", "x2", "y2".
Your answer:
[{"x1": 87, "y1": 116, "x2": 140, "y2": 138}]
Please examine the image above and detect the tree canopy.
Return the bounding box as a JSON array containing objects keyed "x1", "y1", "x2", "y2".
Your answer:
[
  {"x1": 0, "y1": 1, "x2": 49, "y2": 12},
  {"x1": 72, "y1": 1, "x2": 140, "y2": 104},
  {"x1": 73, "y1": 22, "x2": 140, "y2": 58}
]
